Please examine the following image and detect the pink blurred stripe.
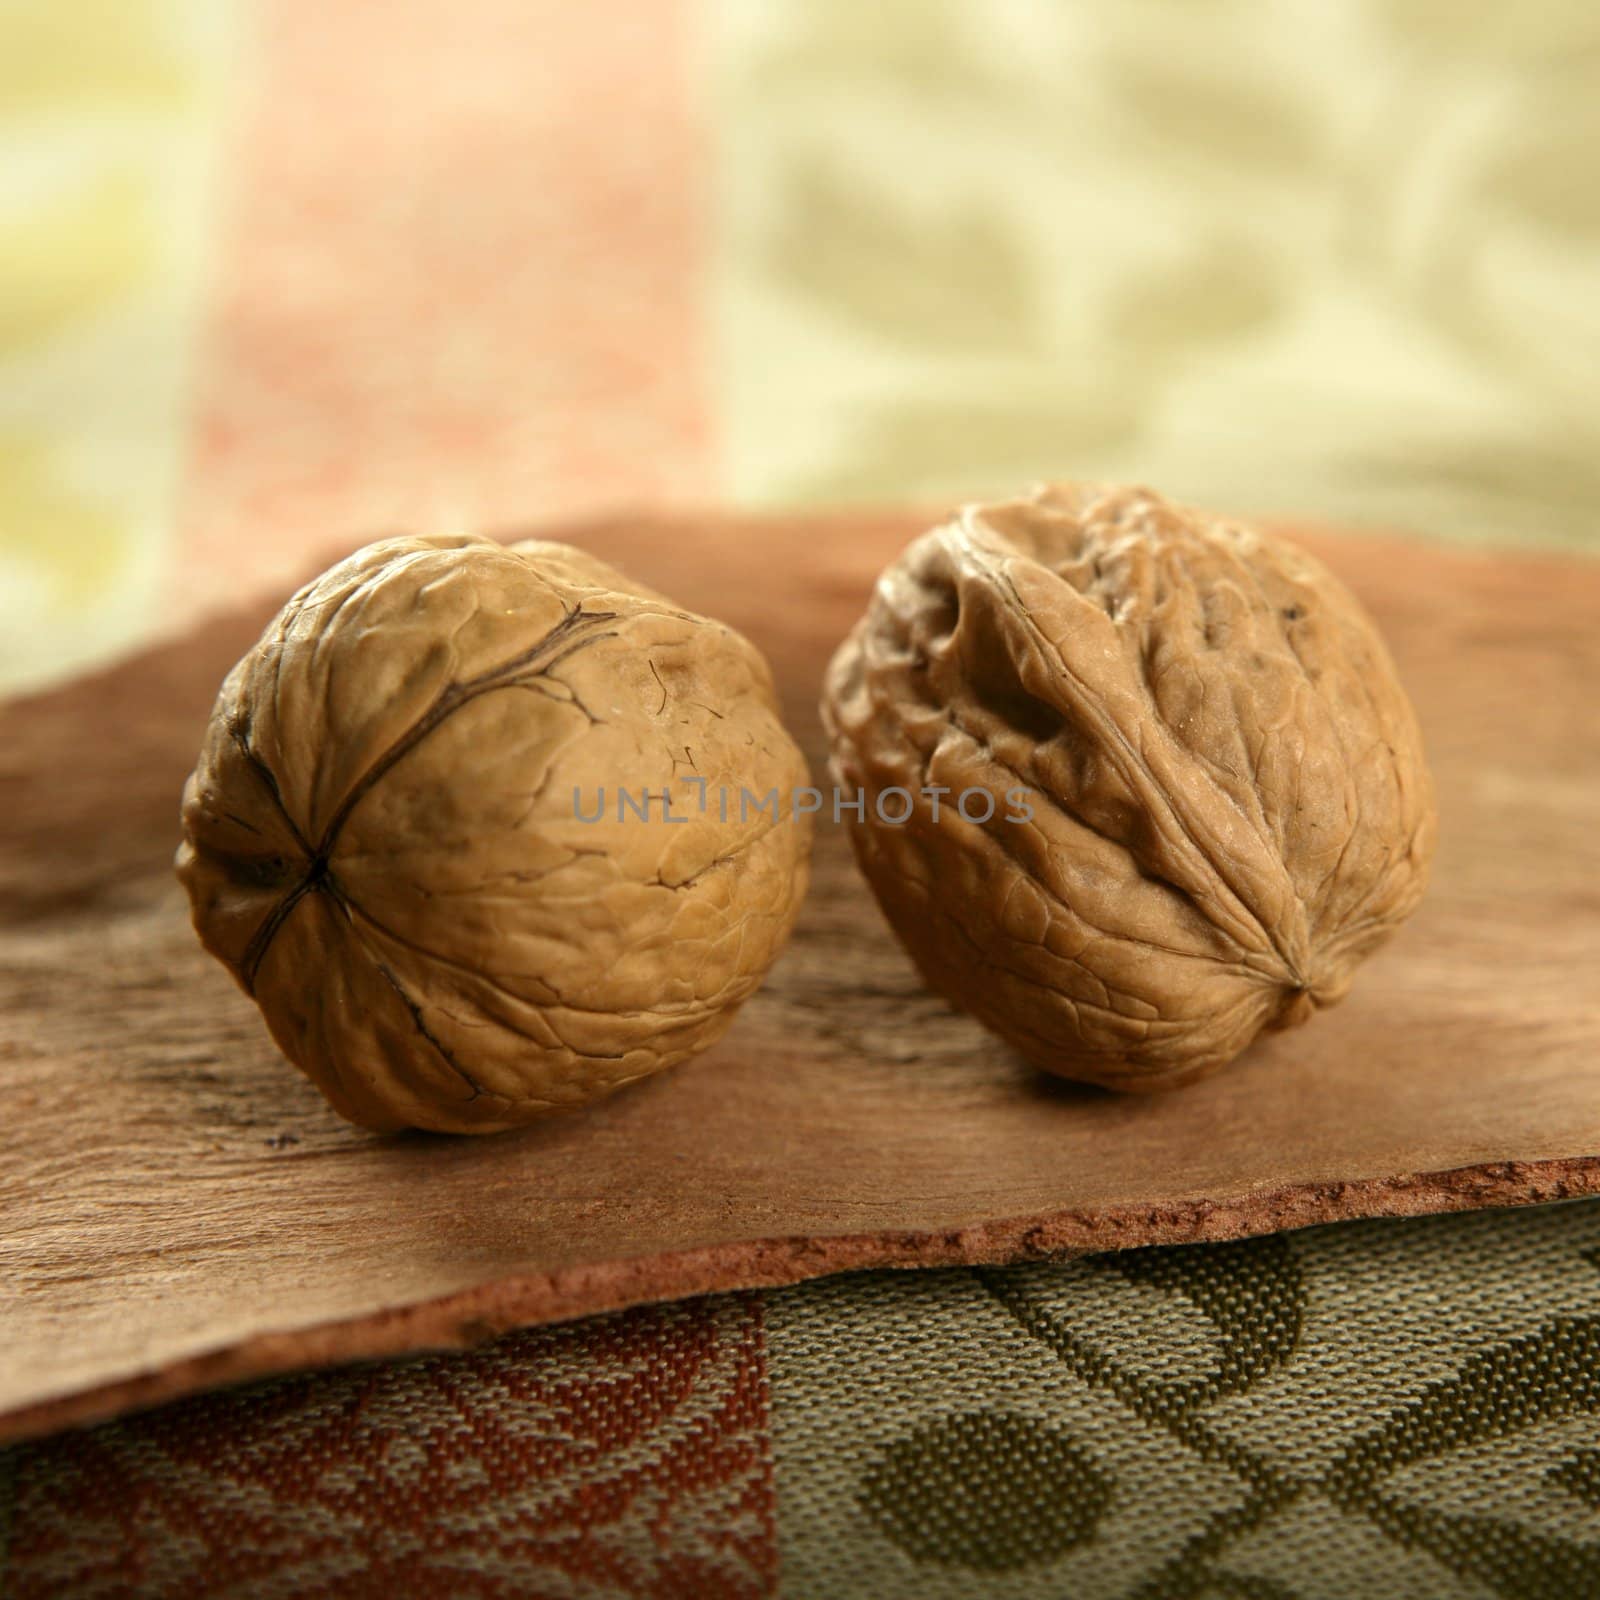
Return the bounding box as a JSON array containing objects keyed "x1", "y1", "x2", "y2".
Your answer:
[{"x1": 177, "y1": 0, "x2": 712, "y2": 614}]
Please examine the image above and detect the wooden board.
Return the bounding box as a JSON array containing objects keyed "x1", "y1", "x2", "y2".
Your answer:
[{"x1": 3, "y1": 508, "x2": 1598, "y2": 1443}]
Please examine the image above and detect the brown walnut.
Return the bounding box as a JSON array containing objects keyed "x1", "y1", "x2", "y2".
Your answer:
[
  {"x1": 822, "y1": 484, "x2": 1437, "y2": 1091},
  {"x1": 178, "y1": 534, "x2": 812, "y2": 1133}
]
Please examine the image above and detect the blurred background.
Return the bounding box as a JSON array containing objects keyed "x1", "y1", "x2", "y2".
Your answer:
[{"x1": 1, "y1": 0, "x2": 1596, "y2": 694}]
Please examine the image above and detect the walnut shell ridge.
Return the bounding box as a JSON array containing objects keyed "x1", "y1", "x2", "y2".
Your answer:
[
  {"x1": 822, "y1": 484, "x2": 1437, "y2": 1092},
  {"x1": 178, "y1": 534, "x2": 812, "y2": 1133}
]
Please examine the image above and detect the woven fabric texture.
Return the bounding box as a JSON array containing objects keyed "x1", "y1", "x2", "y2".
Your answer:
[
  {"x1": 5, "y1": 1206, "x2": 1600, "y2": 1596},
  {"x1": 2, "y1": 1297, "x2": 776, "y2": 1599},
  {"x1": 769, "y1": 1204, "x2": 1600, "y2": 1599}
]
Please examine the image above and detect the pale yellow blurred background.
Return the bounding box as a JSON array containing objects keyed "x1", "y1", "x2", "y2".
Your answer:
[{"x1": 2, "y1": 0, "x2": 1596, "y2": 695}]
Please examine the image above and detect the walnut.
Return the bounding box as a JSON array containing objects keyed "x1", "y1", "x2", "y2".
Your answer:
[
  {"x1": 822, "y1": 484, "x2": 1437, "y2": 1092},
  {"x1": 177, "y1": 534, "x2": 811, "y2": 1133}
]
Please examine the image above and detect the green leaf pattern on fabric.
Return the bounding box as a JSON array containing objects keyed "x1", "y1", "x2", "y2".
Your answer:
[
  {"x1": 861, "y1": 1411, "x2": 1113, "y2": 1570},
  {"x1": 770, "y1": 1204, "x2": 1600, "y2": 1598},
  {"x1": 715, "y1": 0, "x2": 1600, "y2": 552}
]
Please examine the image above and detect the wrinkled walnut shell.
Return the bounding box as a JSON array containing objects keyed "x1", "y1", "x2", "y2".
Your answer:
[
  {"x1": 178, "y1": 535, "x2": 812, "y2": 1133},
  {"x1": 822, "y1": 484, "x2": 1437, "y2": 1091}
]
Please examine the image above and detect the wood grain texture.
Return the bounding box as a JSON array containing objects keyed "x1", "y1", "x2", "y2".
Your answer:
[{"x1": 3, "y1": 508, "x2": 1598, "y2": 1442}]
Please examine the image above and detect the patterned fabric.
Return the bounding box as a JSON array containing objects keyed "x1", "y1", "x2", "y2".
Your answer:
[
  {"x1": 5, "y1": 1209, "x2": 1600, "y2": 1595},
  {"x1": 2, "y1": 1, "x2": 1598, "y2": 1594},
  {"x1": 4, "y1": 1298, "x2": 776, "y2": 1599},
  {"x1": 713, "y1": 0, "x2": 1600, "y2": 549},
  {"x1": 4, "y1": 0, "x2": 1599, "y2": 698},
  {"x1": 770, "y1": 1206, "x2": 1600, "y2": 1598}
]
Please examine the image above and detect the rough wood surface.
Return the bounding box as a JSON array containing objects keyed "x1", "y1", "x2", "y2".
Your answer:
[{"x1": 3, "y1": 508, "x2": 1598, "y2": 1443}]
